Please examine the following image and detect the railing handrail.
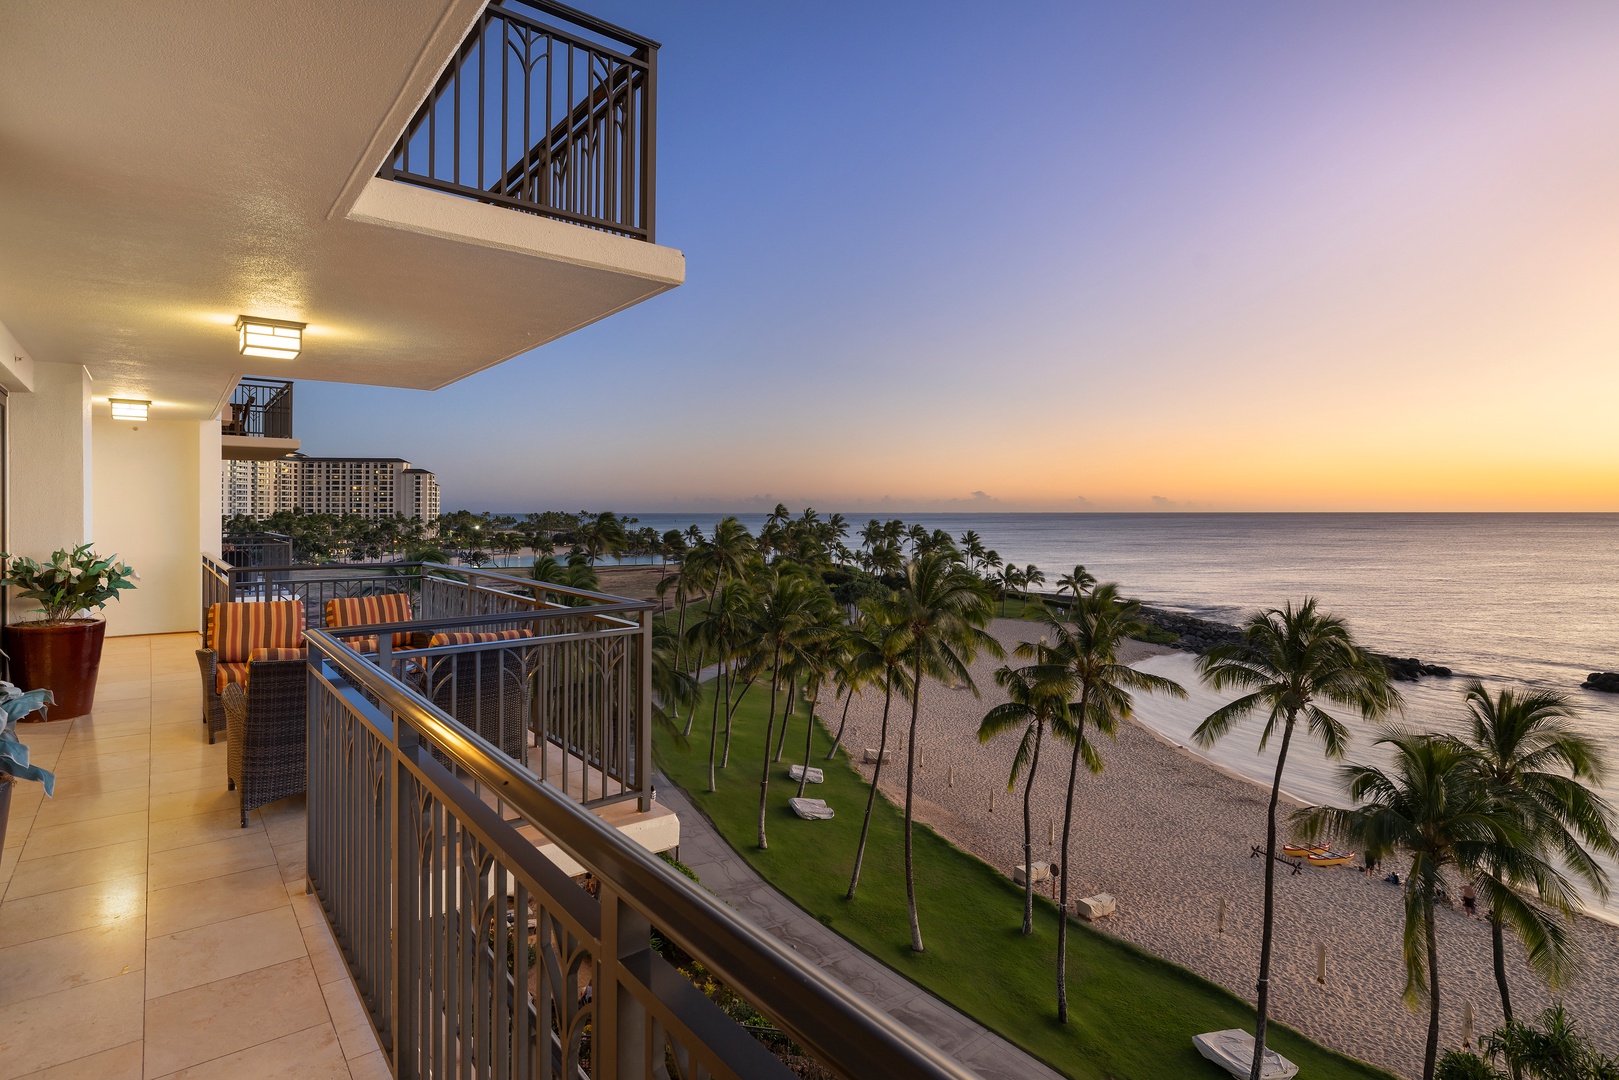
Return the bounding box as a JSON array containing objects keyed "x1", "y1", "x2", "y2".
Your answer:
[
  {"x1": 228, "y1": 560, "x2": 655, "y2": 613},
  {"x1": 307, "y1": 629, "x2": 977, "y2": 1080},
  {"x1": 499, "y1": 0, "x2": 661, "y2": 53}
]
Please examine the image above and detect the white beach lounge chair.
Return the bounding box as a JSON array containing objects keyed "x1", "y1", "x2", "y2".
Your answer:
[
  {"x1": 1192, "y1": 1030, "x2": 1299, "y2": 1079},
  {"x1": 862, "y1": 748, "x2": 892, "y2": 764},
  {"x1": 788, "y1": 764, "x2": 824, "y2": 784},
  {"x1": 1075, "y1": 893, "x2": 1116, "y2": 920},
  {"x1": 788, "y1": 797, "x2": 835, "y2": 820}
]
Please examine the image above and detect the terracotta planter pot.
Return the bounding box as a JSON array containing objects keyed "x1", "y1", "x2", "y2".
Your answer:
[
  {"x1": 0, "y1": 775, "x2": 12, "y2": 863},
  {"x1": 4, "y1": 619, "x2": 107, "y2": 720}
]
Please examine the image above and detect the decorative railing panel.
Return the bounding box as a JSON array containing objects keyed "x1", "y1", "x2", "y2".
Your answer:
[
  {"x1": 304, "y1": 633, "x2": 974, "y2": 1080},
  {"x1": 224, "y1": 377, "x2": 294, "y2": 439},
  {"x1": 380, "y1": 0, "x2": 657, "y2": 241}
]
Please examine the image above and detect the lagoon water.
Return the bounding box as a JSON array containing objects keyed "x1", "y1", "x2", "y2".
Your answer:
[{"x1": 626, "y1": 512, "x2": 1619, "y2": 919}]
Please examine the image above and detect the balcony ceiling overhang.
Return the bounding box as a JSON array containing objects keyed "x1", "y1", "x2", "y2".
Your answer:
[{"x1": 0, "y1": 1, "x2": 684, "y2": 422}]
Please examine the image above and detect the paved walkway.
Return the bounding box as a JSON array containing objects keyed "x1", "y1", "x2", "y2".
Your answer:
[{"x1": 654, "y1": 774, "x2": 1067, "y2": 1080}]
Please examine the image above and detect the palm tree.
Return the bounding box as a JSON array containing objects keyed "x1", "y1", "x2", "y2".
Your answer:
[
  {"x1": 997, "y1": 564, "x2": 1023, "y2": 616},
  {"x1": 576, "y1": 511, "x2": 627, "y2": 565},
  {"x1": 1193, "y1": 598, "x2": 1398, "y2": 1079},
  {"x1": 978, "y1": 655, "x2": 1076, "y2": 935},
  {"x1": 959, "y1": 530, "x2": 987, "y2": 574},
  {"x1": 796, "y1": 622, "x2": 847, "y2": 797},
  {"x1": 824, "y1": 613, "x2": 877, "y2": 761},
  {"x1": 1040, "y1": 586, "x2": 1185, "y2": 1020},
  {"x1": 692, "y1": 580, "x2": 754, "y2": 791},
  {"x1": 752, "y1": 569, "x2": 837, "y2": 850},
  {"x1": 1055, "y1": 564, "x2": 1095, "y2": 614},
  {"x1": 846, "y1": 605, "x2": 911, "y2": 899},
  {"x1": 1022, "y1": 564, "x2": 1046, "y2": 603},
  {"x1": 1298, "y1": 732, "x2": 1517, "y2": 1080},
  {"x1": 650, "y1": 622, "x2": 698, "y2": 736},
  {"x1": 1452, "y1": 682, "x2": 1617, "y2": 1023},
  {"x1": 883, "y1": 554, "x2": 1002, "y2": 951}
]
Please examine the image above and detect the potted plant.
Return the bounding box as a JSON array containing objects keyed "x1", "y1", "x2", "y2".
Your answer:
[
  {"x1": 1, "y1": 545, "x2": 136, "y2": 719},
  {"x1": 0, "y1": 680, "x2": 55, "y2": 860}
]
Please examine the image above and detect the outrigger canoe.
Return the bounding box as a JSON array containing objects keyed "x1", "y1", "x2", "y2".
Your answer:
[
  {"x1": 1280, "y1": 842, "x2": 1322, "y2": 858},
  {"x1": 1306, "y1": 849, "x2": 1354, "y2": 868}
]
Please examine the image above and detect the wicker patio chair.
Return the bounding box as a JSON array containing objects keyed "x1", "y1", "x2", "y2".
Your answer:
[
  {"x1": 222, "y1": 652, "x2": 309, "y2": 827},
  {"x1": 197, "y1": 600, "x2": 305, "y2": 744},
  {"x1": 322, "y1": 593, "x2": 430, "y2": 652},
  {"x1": 418, "y1": 630, "x2": 536, "y2": 763}
]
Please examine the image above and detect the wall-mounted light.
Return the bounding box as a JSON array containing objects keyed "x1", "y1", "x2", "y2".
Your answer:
[
  {"x1": 110, "y1": 399, "x2": 150, "y2": 421},
  {"x1": 235, "y1": 316, "x2": 304, "y2": 359}
]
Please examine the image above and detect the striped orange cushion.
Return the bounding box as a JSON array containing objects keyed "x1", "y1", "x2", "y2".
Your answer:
[
  {"x1": 208, "y1": 601, "x2": 304, "y2": 663},
  {"x1": 216, "y1": 661, "x2": 251, "y2": 694},
  {"x1": 427, "y1": 630, "x2": 533, "y2": 647},
  {"x1": 324, "y1": 594, "x2": 415, "y2": 647},
  {"x1": 249, "y1": 647, "x2": 307, "y2": 663}
]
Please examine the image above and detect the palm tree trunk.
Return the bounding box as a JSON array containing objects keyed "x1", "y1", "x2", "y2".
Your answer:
[
  {"x1": 706, "y1": 662, "x2": 724, "y2": 792},
  {"x1": 675, "y1": 590, "x2": 693, "y2": 735},
  {"x1": 847, "y1": 671, "x2": 893, "y2": 899},
  {"x1": 722, "y1": 673, "x2": 756, "y2": 770},
  {"x1": 904, "y1": 645, "x2": 925, "y2": 952},
  {"x1": 757, "y1": 643, "x2": 783, "y2": 850},
  {"x1": 798, "y1": 698, "x2": 818, "y2": 797},
  {"x1": 1022, "y1": 722, "x2": 1043, "y2": 936},
  {"x1": 825, "y1": 688, "x2": 853, "y2": 760},
  {"x1": 1057, "y1": 685, "x2": 1090, "y2": 1023},
  {"x1": 1424, "y1": 892, "x2": 1441, "y2": 1080},
  {"x1": 1249, "y1": 716, "x2": 1297, "y2": 1080},
  {"x1": 773, "y1": 680, "x2": 795, "y2": 762},
  {"x1": 1490, "y1": 902, "x2": 1513, "y2": 1025}
]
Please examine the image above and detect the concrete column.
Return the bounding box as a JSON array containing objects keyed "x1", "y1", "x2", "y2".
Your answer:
[
  {"x1": 93, "y1": 414, "x2": 221, "y2": 636},
  {"x1": 10, "y1": 361, "x2": 92, "y2": 560}
]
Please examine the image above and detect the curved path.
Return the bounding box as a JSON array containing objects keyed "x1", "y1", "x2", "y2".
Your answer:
[{"x1": 654, "y1": 772, "x2": 1067, "y2": 1080}]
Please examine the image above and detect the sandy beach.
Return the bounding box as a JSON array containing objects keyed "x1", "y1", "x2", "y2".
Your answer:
[{"x1": 828, "y1": 618, "x2": 1619, "y2": 1080}]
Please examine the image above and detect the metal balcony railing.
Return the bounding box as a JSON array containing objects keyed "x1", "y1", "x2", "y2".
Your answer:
[
  {"x1": 224, "y1": 377, "x2": 294, "y2": 439},
  {"x1": 380, "y1": 0, "x2": 657, "y2": 241},
  {"x1": 281, "y1": 565, "x2": 974, "y2": 1079},
  {"x1": 220, "y1": 533, "x2": 294, "y2": 569}
]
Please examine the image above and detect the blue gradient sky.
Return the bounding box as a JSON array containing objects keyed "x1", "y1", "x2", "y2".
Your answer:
[{"x1": 299, "y1": 1, "x2": 1619, "y2": 512}]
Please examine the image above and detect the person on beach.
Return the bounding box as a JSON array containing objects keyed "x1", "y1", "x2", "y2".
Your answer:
[{"x1": 1461, "y1": 883, "x2": 1477, "y2": 916}]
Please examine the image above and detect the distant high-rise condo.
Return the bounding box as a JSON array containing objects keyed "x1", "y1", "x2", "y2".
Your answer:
[{"x1": 223, "y1": 453, "x2": 439, "y2": 522}]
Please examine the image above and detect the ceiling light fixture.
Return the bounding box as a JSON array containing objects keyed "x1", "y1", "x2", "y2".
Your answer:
[
  {"x1": 110, "y1": 399, "x2": 150, "y2": 421},
  {"x1": 235, "y1": 316, "x2": 305, "y2": 360}
]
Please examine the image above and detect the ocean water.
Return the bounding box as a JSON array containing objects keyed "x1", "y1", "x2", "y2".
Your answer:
[{"x1": 630, "y1": 512, "x2": 1619, "y2": 920}]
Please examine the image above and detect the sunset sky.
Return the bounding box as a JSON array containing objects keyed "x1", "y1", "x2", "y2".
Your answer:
[{"x1": 299, "y1": 0, "x2": 1619, "y2": 512}]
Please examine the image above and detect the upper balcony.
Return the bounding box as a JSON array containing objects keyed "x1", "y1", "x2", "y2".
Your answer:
[
  {"x1": 0, "y1": 1, "x2": 684, "y2": 430},
  {"x1": 221, "y1": 378, "x2": 300, "y2": 460},
  {"x1": 381, "y1": 0, "x2": 658, "y2": 243}
]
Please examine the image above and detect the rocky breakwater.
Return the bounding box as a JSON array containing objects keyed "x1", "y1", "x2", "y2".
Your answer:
[
  {"x1": 1134, "y1": 604, "x2": 1452, "y2": 681},
  {"x1": 1583, "y1": 672, "x2": 1619, "y2": 693}
]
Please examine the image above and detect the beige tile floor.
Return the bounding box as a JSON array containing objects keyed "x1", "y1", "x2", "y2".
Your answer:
[{"x1": 0, "y1": 634, "x2": 390, "y2": 1080}]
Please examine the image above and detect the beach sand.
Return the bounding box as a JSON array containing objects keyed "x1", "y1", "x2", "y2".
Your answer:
[{"x1": 827, "y1": 618, "x2": 1619, "y2": 1079}]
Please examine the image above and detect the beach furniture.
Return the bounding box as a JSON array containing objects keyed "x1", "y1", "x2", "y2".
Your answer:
[
  {"x1": 862, "y1": 748, "x2": 892, "y2": 764},
  {"x1": 1250, "y1": 844, "x2": 1304, "y2": 875},
  {"x1": 788, "y1": 764, "x2": 824, "y2": 784},
  {"x1": 788, "y1": 797, "x2": 835, "y2": 820},
  {"x1": 1013, "y1": 861, "x2": 1052, "y2": 886},
  {"x1": 1306, "y1": 849, "x2": 1354, "y2": 868},
  {"x1": 1074, "y1": 893, "x2": 1116, "y2": 920},
  {"x1": 1192, "y1": 1030, "x2": 1299, "y2": 1079}
]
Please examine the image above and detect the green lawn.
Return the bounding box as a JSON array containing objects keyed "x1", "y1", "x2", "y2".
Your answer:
[{"x1": 656, "y1": 684, "x2": 1391, "y2": 1080}]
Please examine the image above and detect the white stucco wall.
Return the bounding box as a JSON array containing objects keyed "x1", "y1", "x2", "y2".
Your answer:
[
  {"x1": 92, "y1": 415, "x2": 211, "y2": 636},
  {"x1": 9, "y1": 361, "x2": 92, "y2": 561}
]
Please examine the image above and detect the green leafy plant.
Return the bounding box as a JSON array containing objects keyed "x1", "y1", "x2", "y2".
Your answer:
[
  {"x1": 0, "y1": 544, "x2": 136, "y2": 623},
  {"x1": 0, "y1": 679, "x2": 57, "y2": 794}
]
